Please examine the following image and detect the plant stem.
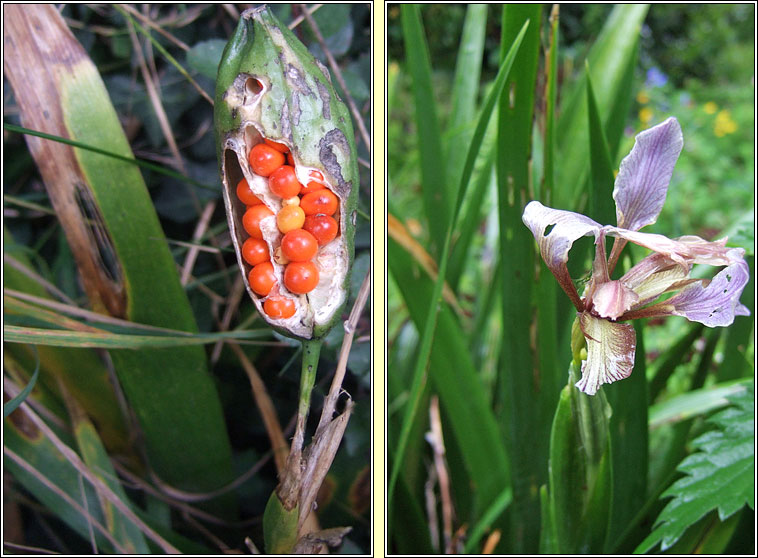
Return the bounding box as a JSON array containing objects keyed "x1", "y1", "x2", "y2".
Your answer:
[{"x1": 291, "y1": 338, "x2": 322, "y2": 454}]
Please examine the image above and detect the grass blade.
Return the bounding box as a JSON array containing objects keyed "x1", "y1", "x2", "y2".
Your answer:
[
  {"x1": 541, "y1": 4, "x2": 559, "y2": 201},
  {"x1": 3, "y1": 347, "x2": 40, "y2": 418},
  {"x1": 3, "y1": 324, "x2": 271, "y2": 349},
  {"x1": 401, "y1": 5, "x2": 448, "y2": 258},
  {"x1": 585, "y1": 65, "x2": 616, "y2": 225},
  {"x1": 649, "y1": 380, "x2": 751, "y2": 429},
  {"x1": 555, "y1": 4, "x2": 649, "y2": 209},
  {"x1": 495, "y1": 5, "x2": 546, "y2": 552},
  {"x1": 64, "y1": 393, "x2": 151, "y2": 553},
  {"x1": 388, "y1": 234, "x2": 511, "y2": 517},
  {"x1": 445, "y1": 5, "x2": 488, "y2": 200},
  {"x1": 4, "y1": 5, "x2": 236, "y2": 508},
  {"x1": 388, "y1": 20, "x2": 530, "y2": 515},
  {"x1": 3, "y1": 123, "x2": 217, "y2": 192}
]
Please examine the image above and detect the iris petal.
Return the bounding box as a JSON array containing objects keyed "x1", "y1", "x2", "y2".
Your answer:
[
  {"x1": 591, "y1": 280, "x2": 639, "y2": 320},
  {"x1": 523, "y1": 201, "x2": 602, "y2": 309},
  {"x1": 613, "y1": 117, "x2": 683, "y2": 231},
  {"x1": 663, "y1": 260, "x2": 751, "y2": 327},
  {"x1": 605, "y1": 228, "x2": 737, "y2": 267},
  {"x1": 576, "y1": 313, "x2": 636, "y2": 395},
  {"x1": 620, "y1": 252, "x2": 691, "y2": 305}
]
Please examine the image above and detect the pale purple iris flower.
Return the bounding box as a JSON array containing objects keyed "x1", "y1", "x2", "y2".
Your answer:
[{"x1": 523, "y1": 117, "x2": 750, "y2": 395}]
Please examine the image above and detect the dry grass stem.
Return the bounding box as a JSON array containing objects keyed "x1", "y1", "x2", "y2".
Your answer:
[
  {"x1": 4, "y1": 255, "x2": 77, "y2": 305},
  {"x1": 118, "y1": 4, "x2": 191, "y2": 51},
  {"x1": 428, "y1": 395, "x2": 454, "y2": 554},
  {"x1": 244, "y1": 536, "x2": 261, "y2": 554},
  {"x1": 5, "y1": 295, "x2": 108, "y2": 335},
  {"x1": 4, "y1": 448, "x2": 130, "y2": 554},
  {"x1": 13, "y1": 402, "x2": 181, "y2": 553},
  {"x1": 221, "y1": 4, "x2": 240, "y2": 20},
  {"x1": 113, "y1": 460, "x2": 260, "y2": 527},
  {"x1": 388, "y1": 214, "x2": 466, "y2": 319},
  {"x1": 179, "y1": 269, "x2": 227, "y2": 304},
  {"x1": 124, "y1": 17, "x2": 188, "y2": 177},
  {"x1": 181, "y1": 511, "x2": 231, "y2": 552},
  {"x1": 78, "y1": 473, "x2": 97, "y2": 552},
  {"x1": 229, "y1": 342, "x2": 290, "y2": 474},
  {"x1": 121, "y1": 5, "x2": 215, "y2": 106},
  {"x1": 210, "y1": 275, "x2": 246, "y2": 364},
  {"x1": 5, "y1": 288, "x2": 203, "y2": 336},
  {"x1": 425, "y1": 466, "x2": 440, "y2": 551},
  {"x1": 4, "y1": 365, "x2": 69, "y2": 432},
  {"x1": 3, "y1": 542, "x2": 61, "y2": 555},
  {"x1": 482, "y1": 529, "x2": 502, "y2": 554},
  {"x1": 181, "y1": 200, "x2": 216, "y2": 285},
  {"x1": 288, "y1": 4, "x2": 323, "y2": 30},
  {"x1": 316, "y1": 268, "x2": 370, "y2": 436}
]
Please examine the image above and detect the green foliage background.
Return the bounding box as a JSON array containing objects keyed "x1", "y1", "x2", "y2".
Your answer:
[{"x1": 388, "y1": 4, "x2": 754, "y2": 554}]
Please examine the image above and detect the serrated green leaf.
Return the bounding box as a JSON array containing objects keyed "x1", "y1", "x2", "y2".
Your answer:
[{"x1": 636, "y1": 382, "x2": 754, "y2": 552}]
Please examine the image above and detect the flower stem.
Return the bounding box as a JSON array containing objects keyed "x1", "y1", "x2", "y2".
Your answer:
[{"x1": 291, "y1": 338, "x2": 322, "y2": 454}]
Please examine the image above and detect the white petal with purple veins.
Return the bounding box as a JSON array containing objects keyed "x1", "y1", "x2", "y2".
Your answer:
[
  {"x1": 613, "y1": 117, "x2": 683, "y2": 231},
  {"x1": 523, "y1": 201, "x2": 602, "y2": 268},
  {"x1": 576, "y1": 313, "x2": 636, "y2": 395},
  {"x1": 620, "y1": 253, "x2": 691, "y2": 305},
  {"x1": 523, "y1": 201, "x2": 602, "y2": 308}
]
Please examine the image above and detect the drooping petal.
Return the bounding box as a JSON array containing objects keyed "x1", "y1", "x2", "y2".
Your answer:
[
  {"x1": 606, "y1": 228, "x2": 738, "y2": 267},
  {"x1": 576, "y1": 312, "x2": 636, "y2": 396},
  {"x1": 613, "y1": 117, "x2": 683, "y2": 231},
  {"x1": 523, "y1": 200, "x2": 602, "y2": 310},
  {"x1": 660, "y1": 259, "x2": 751, "y2": 327}
]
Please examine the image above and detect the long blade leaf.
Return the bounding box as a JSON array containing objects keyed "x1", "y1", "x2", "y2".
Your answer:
[{"x1": 388, "y1": 19, "x2": 530, "y2": 513}]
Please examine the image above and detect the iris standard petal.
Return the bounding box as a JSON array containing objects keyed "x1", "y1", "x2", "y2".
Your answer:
[
  {"x1": 662, "y1": 259, "x2": 751, "y2": 327},
  {"x1": 523, "y1": 200, "x2": 602, "y2": 309},
  {"x1": 576, "y1": 313, "x2": 636, "y2": 395},
  {"x1": 613, "y1": 117, "x2": 683, "y2": 232}
]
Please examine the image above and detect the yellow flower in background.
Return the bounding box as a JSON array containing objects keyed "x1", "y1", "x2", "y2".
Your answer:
[
  {"x1": 714, "y1": 109, "x2": 737, "y2": 137},
  {"x1": 639, "y1": 107, "x2": 654, "y2": 124},
  {"x1": 636, "y1": 90, "x2": 650, "y2": 104},
  {"x1": 703, "y1": 101, "x2": 718, "y2": 114}
]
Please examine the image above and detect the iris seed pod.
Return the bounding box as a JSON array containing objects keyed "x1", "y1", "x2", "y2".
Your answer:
[{"x1": 215, "y1": 6, "x2": 358, "y2": 339}]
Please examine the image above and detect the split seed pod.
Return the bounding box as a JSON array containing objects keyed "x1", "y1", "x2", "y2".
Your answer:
[{"x1": 215, "y1": 6, "x2": 358, "y2": 339}]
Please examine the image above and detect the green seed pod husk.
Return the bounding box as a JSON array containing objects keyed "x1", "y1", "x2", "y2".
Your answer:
[
  {"x1": 262, "y1": 489, "x2": 299, "y2": 554},
  {"x1": 214, "y1": 6, "x2": 358, "y2": 339}
]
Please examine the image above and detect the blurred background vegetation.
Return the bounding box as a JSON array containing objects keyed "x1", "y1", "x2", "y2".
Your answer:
[{"x1": 4, "y1": 4, "x2": 370, "y2": 554}]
